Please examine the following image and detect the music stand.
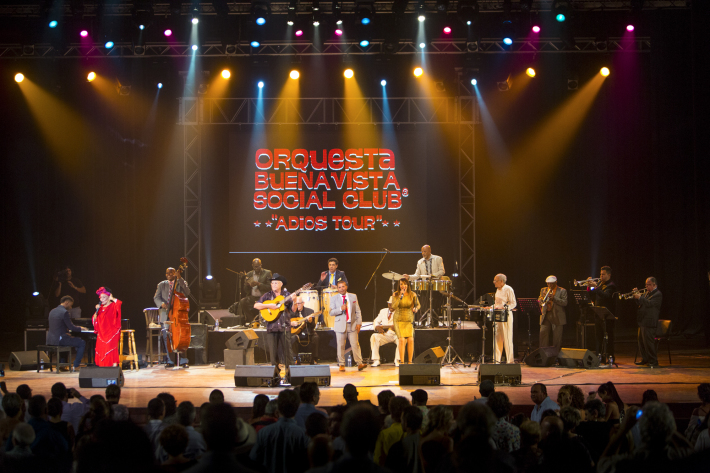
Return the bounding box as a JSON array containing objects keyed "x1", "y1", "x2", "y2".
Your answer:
[
  {"x1": 517, "y1": 298, "x2": 542, "y2": 360},
  {"x1": 571, "y1": 290, "x2": 593, "y2": 348},
  {"x1": 589, "y1": 307, "x2": 617, "y2": 368}
]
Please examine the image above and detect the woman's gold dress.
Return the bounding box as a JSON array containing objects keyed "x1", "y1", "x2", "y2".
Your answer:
[{"x1": 392, "y1": 292, "x2": 421, "y2": 338}]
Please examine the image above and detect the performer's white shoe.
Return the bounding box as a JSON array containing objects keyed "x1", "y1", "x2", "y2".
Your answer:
[
  {"x1": 371, "y1": 360, "x2": 380, "y2": 367},
  {"x1": 394, "y1": 360, "x2": 400, "y2": 367}
]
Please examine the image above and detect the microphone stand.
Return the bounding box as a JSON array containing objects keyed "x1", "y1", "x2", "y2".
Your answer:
[{"x1": 364, "y1": 250, "x2": 389, "y2": 321}]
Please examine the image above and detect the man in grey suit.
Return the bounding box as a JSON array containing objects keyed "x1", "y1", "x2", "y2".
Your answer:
[
  {"x1": 538, "y1": 275, "x2": 568, "y2": 352},
  {"x1": 330, "y1": 281, "x2": 367, "y2": 372},
  {"x1": 153, "y1": 267, "x2": 191, "y2": 368}
]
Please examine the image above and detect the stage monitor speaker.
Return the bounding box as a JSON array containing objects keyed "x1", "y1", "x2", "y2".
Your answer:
[
  {"x1": 225, "y1": 330, "x2": 259, "y2": 350},
  {"x1": 399, "y1": 363, "x2": 441, "y2": 386},
  {"x1": 234, "y1": 365, "x2": 277, "y2": 387},
  {"x1": 413, "y1": 346, "x2": 445, "y2": 364},
  {"x1": 289, "y1": 365, "x2": 331, "y2": 386},
  {"x1": 224, "y1": 348, "x2": 255, "y2": 369},
  {"x1": 79, "y1": 366, "x2": 124, "y2": 388},
  {"x1": 187, "y1": 347, "x2": 208, "y2": 365},
  {"x1": 557, "y1": 348, "x2": 600, "y2": 369},
  {"x1": 189, "y1": 324, "x2": 208, "y2": 349},
  {"x1": 9, "y1": 351, "x2": 49, "y2": 371},
  {"x1": 478, "y1": 363, "x2": 522, "y2": 385},
  {"x1": 524, "y1": 347, "x2": 559, "y2": 367},
  {"x1": 220, "y1": 316, "x2": 243, "y2": 328}
]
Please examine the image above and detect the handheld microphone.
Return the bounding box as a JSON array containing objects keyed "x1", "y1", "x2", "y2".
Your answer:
[{"x1": 400, "y1": 293, "x2": 404, "y2": 300}]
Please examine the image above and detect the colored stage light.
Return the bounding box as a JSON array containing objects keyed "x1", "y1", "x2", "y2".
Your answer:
[
  {"x1": 290, "y1": 70, "x2": 300, "y2": 80},
  {"x1": 288, "y1": 19, "x2": 294, "y2": 25},
  {"x1": 361, "y1": 17, "x2": 370, "y2": 25},
  {"x1": 313, "y1": 19, "x2": 320, "y2": 26},
  {"x1": 158, "y1": 83, "x2": 163, "y2": 89},
  {"x1": 381, "y1": 80, "x2": 386, "y2": 86},
  {"x1": 556, "y1": 13, "x2": 565, "y2": 22},
  {"x1": 626, "y1": 24, "x2": 635, "y2": 32},
  {"x1": 532, "y1": 25, "x2": 541, "y2": 33},
  {"x1": 503, "y1": 37, "x2": 513, "y2": 45},
  {"x1": 360, "y1": 40, "x2": 369, "y2": 47},
  {"x1": 418, "y1": 14, "x2": 426, "y2": 22},
  {"x1": 600, "y1": 67, "x2": 610, "y2": 76},
  {"x1": 191, "y1": 44, "x2": 198, "y2": 51},
  {"x1": 221, "y1": 69, "x2": 231, "y2": 79},
  {"x1": 413, "y1": 67, "x2": 423, "y2": 77},
  {"x1": 164, "y1": 29, "x2": 172, "y2": 37},
  {"x1": 206, "y1": 275, "x2": 213, "y2": 280},
  {"x1": 295, "y1": 29, "x2": 303, "y2": 37},
  {"x1": 256, "y1": 17, "x2": 266, "y2": 25},
  {"x1": 335, "y1": 28, "x2": 343, "y2": 36},
  {"x1": 344, "y1": 69, "x2": 354, "y2": 79},
  {"x1": 419, "y1": 42, "x2": 425, "y2": 49},
  {"x1": 526, "y1": 67, "x2": 536, "y2": 77},
  {"x1": 471, "y1": 78, "x2": 477, "y2": 85},
  {"x1": 80, "y1": 30, "x2": 89, "y2": 37},
  {"x1": 105, "y1": 41, "x2": 115, "y2": 49},
  {"x1": 336, "y1": 18, "x2": 343, "y2": 25},
  {"x1": 87, "y1": 72, "x2": 96, "y2": 82},
  {"x1": 258, "y1": 81, "x2": 264, "y2": 88},
  {"x1": 443, "y1": 26, "x2": 452, "y2": 34},
  {"x1": 250, "y1": 41, "x2": 260, "y2": 47},
  {"x1": 139, "y1": 24, "x2": 145, "y2": 30},
  {"x1": 32, "y1": 291, "x2": 40, "y2": 296},
  {"x1": 191, "y1": 17, "x2": 199, "y2": 25},
  {"x1": 15, "y1": 73, "x2": 24, "y2": 83},
  {"x1": 49, "y1": 20, "x2": 58, "y2": 28}
]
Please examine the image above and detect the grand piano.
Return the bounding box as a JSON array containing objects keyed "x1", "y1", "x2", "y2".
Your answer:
[{"x1": 72, "y1": 318, "x2": 97, "y2": 366}]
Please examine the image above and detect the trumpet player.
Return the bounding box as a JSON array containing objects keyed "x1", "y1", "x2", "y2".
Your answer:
[
  {"x1": 587, "y1": 266, "x2": 617, "y2": 360},
  {"x1": 538, "y1": 276, "x2": 568, "y2": 352},
  {"x1": 635, "y1": 277, "x2": 662, "y2": 367}
]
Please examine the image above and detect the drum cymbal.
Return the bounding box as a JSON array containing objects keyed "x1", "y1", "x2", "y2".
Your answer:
[{"x1": 382, "y1": 272, "x2": 403, "y2": 280}]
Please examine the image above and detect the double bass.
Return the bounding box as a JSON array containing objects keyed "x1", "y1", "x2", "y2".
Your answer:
[{"x1": 166, "y1": 257, "x2": 191, "y2": 354}]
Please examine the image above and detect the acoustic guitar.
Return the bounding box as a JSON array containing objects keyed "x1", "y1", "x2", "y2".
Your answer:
[
  {"x1": 259, "y1": 283, "x2": 313, "y2": 322},
  {"x1": 291, "y1": 311, "x2": 323, "y2": 335}
]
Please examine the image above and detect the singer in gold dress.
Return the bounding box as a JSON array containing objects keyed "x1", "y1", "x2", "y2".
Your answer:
[{"x1": 392, "y1": 278, "x2": 421, "y2": 364}]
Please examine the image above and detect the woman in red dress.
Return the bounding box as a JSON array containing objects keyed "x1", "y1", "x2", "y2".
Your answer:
[{"x1": 93, "y1": 287, "x2": 122, "y2": 367}]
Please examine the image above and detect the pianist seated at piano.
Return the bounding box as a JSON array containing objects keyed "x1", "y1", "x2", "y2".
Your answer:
[{"x1": 47, "y1": 295, "x2": 89, "y2": 370}]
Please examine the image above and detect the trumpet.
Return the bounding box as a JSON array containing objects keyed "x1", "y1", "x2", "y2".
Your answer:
[
  {"x1": 619, "y1": 288, "x2": 647, "y2": 300},
  {"x1": 541, "y1": 287, "x2": 553, "y2": 305},
  {"x1": 574, "y1": 278, "x2": 601, "y2": 287}
]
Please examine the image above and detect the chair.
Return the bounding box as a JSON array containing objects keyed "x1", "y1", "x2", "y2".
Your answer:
[
  {"x1": 35, "y1": 345, "x2": 73, "y2": 372},
  {"x1": 144, "y1": 308, "x2": 162, "y2": 365},
  {"x1": 634, "y1": 319, "x2": 672, "y2": 365},
  {"x1": 119, "y1": 330, "x2": 139, "y2": 371}
]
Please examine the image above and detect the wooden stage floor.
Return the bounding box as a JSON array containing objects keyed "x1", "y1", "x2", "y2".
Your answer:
[{"x1": 4, "y1": 344, "x2": 710, "y2": 413}]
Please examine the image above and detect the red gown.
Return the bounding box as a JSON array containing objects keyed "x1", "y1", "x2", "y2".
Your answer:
[{"x1": 93, "y1": 300, "x2": 122, "y2": 367}]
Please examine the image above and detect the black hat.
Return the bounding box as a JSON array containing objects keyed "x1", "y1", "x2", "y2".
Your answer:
[{"x1": 270, "y1": 273, "x2": 287, "y2": 286}]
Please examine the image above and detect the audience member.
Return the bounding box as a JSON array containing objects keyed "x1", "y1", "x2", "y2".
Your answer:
[
  {"x1": 685, "y1": 383, "x2": 710, "y2": 445},
  {"x1": 47, "y1": 397, "x2": 75, "y2": 450},
  {"x1": 250, "y1": 394, "x2": 270, "y2": 424},
  {"x1": 234, "y1": 417, "x2": 260, "y2": 469},
  {"x1": 76, "y1": 395, "x2": 111, "y2": 445},
  {"x1": 307, "y1": 434, "x2": 333, "y2": 470},
  {"x1": 374, "y1": 396, "x2": 411, "y2": 465},
  {"x1": 411, "y1": 389, "x2": 429, "y2": 417},
  {"x1": 538, "y1": 414, "x2": 593, "y2": 473},
  {"x1": 157, "y1": 401, "x2": 205, "y2": 462},
  {"x1": 328, "y1": 404, "x2": 349, "y2": 458},
  {"x1": 51, "y1": 382, "x2": 90, "y2": 432},
  {"x1": 158, "y1": 392, "x2": 178, "y2": 425},
  {"x1": 106, "y1": 384, "x2": 121, "y2": 405},
  {"x1": 252, "y1": 399, "x2": 279, "y2": 432},
  {"x1": 598, "y1": 381, "x2": 627, "y2": 424},
  {"x1": 250, "y1": 389, "x2": 310, "y2": 473},
  {"x1": 159, "y1": 424, "x2": 198, "y2": 472},
  {"x1": 296, "y1": 382, "x2": 327, "y2": 430},
  {"x1": 306, "y1": 412, "x2": 329, "y2": 438},
  {"x1": 75, "y1": 420, "x2": 156, "y2": 473},
  {"x1": 475, "y1": 380, "x2": 495, "y2": 404},
  {"x1": 630, "y1": 389, "x2": 661, "y2": 450},
  {"x1": 512, "y1": 420, "x2": 543, "y2": 472},
  {"x1": 6, "y1": 422, "x2": 35, "y2": 459},
  {"x1": 0, "y1": 393, "x2": 25, "y2": 444},
  {"x1": 422, "y1": 405, "x2": 454, "y2": 438},
  {"x1": 16, "y1": 384, "x2": 32, "y2": 422},
  {"x1": 530, "y1": 383, "x2": 559, "y2": 423},
  {"x1": 560, "y1": 406, "x2": 595, "y2": 464},
  {"x1": 343, "y1": 384, "x2": 359, "y2": 405},
  {"x1": 575, "y1": 399, "x2": 612, "y2": 464},
  {"x1": 208, "y1": 389, "x2": 224, "y2": 404},
  {"x1": 487, "y1": 392, "x2": 521, "y2": 452},
  {"x1": 384, "y1": 405, "x2": 423, "y2": 473},
  {"x1": 145, "y1": 397, "x2": 166, "y2": 448},
  {"x1": 557, "y1": 384, "x2": 586, "y2": 419},
  {"x1": 377, "y1": 390, "x2": 395, "y2": 428}
]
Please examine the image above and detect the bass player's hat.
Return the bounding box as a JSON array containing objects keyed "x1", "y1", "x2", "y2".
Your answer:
[{"x1": 270, "y1": 273, "x2": 288, "y2": 286}]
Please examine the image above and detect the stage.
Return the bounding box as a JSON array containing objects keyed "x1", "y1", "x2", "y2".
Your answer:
[{"x1": 3, "y1": 339, "x2": 708, "y2": 429}]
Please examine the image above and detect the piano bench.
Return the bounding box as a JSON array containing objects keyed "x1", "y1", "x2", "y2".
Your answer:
[{"x1": 36, "y1": 345, "x2": 74, "y2": 373}]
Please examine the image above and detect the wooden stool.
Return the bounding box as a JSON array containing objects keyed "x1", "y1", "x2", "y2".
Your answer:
[
  {"x1": 119, "y1": 330, "x2": 139, "y2": 371},
  {"x1": 35, "y1": 345, "x2": 73, "y2": 372}
]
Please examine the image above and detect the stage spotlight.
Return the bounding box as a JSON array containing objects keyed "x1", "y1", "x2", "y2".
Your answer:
[
  {"x1": 419, "y1": 42, "x2": 425, "y2": 49},
  {"x1": 360, "y1": 39, "x2": 370, "y2": 47},
  {"x1": 258, "y1": 81, "x2": 264, "y2": 88},
  {"x1": 290, "y1": 70, "x2": 300, "y2": 80},
  {"x1": 553, "y1": 1, "x2": 568, "y2": 22},
  {"x1": 164, "y1": 29, "x2": 173, "y2": 36},
  {"x1": 457, "y1": 0, "x2": 480, "y2": 26},
  {"x1": 413, "y1": 67, "x2": 423, "y2": 77},
  {"x1": 344, "y1": 68, "x2": 354, "y2": 79},
  {"x1": 336, "y1": 18, "x2": 343, "y2": 25},
  {"x1": 600, "y1": 67, "x2": 610, "y2": 76},
  {"x1": 381, "y1": 79, "x2": 387, "y2": 86},
  {"x1": 361, "y1": 17, "x2": 370, "y2": 25},
  {"x1": 287, "y1": 11, "x2": 296, "y2": 26},
  {"x1": 158, "y1": 82, "x2": 163, "y2": 89},
  {"x1": 256, "y1": 17, "x2": 266, "y2": 25},
  {"x1": 443, "y1": 26, "x2": 452, "y2": 34},
  {"x1": 295, "y1": 29, "x2": 304, "y2": 36},
  {"x1": 198, "y1": 84, "x2": 208, "y2": 95},
  {"x1": 532, "y1": 25, "x2": 540, "y2": 33},
  {"x1": 221, "y1": 69, "x2": 231, "y2": 79},
  {"x1": 87, "y1": 72, "x2": 96, "y2": 82},
  {"x1": 357, "y1": 4, "x2": 373, "y2": 25},
  {"x1": 526, "y1": 67, "x2": 536, "y2": 77},
  {"x1": 49, "y1": 20, "x2": 58, "y2": 28},
  {"x1": 32, "y1": 291, "x2": 40, "y2": 296},
  {"x1": 503, "y1": 37, "x2": 513, "y2": 45},
  {"x1": 418, "y1": 13, "x2": 426, "y2": 22},
  {"x1": 471, "y1": 78, "x2": 477, "y2": 85},
  {"x1": 206, "y1": 275, "x2": 213, "y2": 280},
  {"x1": 335, "y1": 28, "x2": 343, "y2": 36},
  {"x1": 105, "y1": 41, "x2": 115, "y2": 49},
  {"x1": 313, "y1": 16, "x2": 320, "y2": 26},
  {"x1": 251, "y1": 1, "x2": 270, "y2": 25},
  {"x1": 556, "y1": 13, "x2": 565, "y2": 22},
  {"x1": 191, "y1": 44, "x2": 198, "y2": 51},
  {"x1": 497, "y1": 74, "x2": 512, "y2": 91},
  {"x1": 191, "y1": 16, "x2": 199, "y2": 25},
  {"x1": 626, "y1": 24, "x2": 635, "y2": 32},
  {"x1": 250, "y1": 41, "x2": 260, "y2": 47},
  {"x1": 80, "y1": 30, "x2": 89, "y2": 37},
  {"x1": 15, "y1": 73, "x2": 24, "y2": 83},
  {"x1": 567, "y1": 77, "x2": 578, "y2": 90}
]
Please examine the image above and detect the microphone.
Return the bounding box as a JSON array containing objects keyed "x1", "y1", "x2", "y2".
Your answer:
[
  {"x1": 383, "y1": 248, "x2": 390, "y2": 253},
  {"x1": 400, "y1": 293, "x2": 404, "y2": 300}
]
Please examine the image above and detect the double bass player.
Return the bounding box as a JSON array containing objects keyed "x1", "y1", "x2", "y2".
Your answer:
[{"x1": 154, "y1": 267, "x2": 191, "y2": 368}]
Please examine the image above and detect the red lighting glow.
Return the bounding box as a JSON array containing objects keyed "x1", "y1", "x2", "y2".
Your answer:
[
  {"x1": 164, "y1": 29, "x2": 172, "y2": 37},
  {"x1": 335, "y1": 29, "x2": 343, "y2": 36},
  {"x1": 443, "y1": 26, "x2": 452, "y2": 34},
  {"x1": 626, "y1": 24, "x2": 635, "y2": 32},
  {"x1": 80, "y1": 30, "x2": 88, "y2": 37},
  {"x1": 532, "y1": 25, "x2": 541, "y2": 33},
  {"x1": 295, "y1": 29, "x2": 304, "y2": 37}
]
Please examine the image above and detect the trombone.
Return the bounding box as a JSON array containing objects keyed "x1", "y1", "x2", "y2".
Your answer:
[
  {"x1": 574, "y1": 278, "x2": 601, "y2": 287},
  {"x1": 619, "y1": 288, "x2": 647, "y2": 300}
]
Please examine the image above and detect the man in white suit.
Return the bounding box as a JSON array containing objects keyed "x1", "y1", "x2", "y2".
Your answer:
[{"x1": 330, "y1": 281, "x2": 367, "y2": 372}]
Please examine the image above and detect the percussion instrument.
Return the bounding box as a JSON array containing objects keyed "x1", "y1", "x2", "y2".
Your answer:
[
  {"x1": 431, "y1": 279, "x2": 451, "y2": 293},
  {"x1": 300, "y1": 290, "x2": 320, "y2": 314},
  {"x1": 382, "y1": 272, "x2": 404, "y2": 281},
  {"x1": 412, "y1": 280, "x2": 430, "y2": 291},
  {"x1": 321, "y1": 288, "x2": 338, "y2": 327}
]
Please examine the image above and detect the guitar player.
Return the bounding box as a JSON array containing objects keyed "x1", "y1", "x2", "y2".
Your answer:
[
  {"x1": 290, "y1": 295, "x2": 320, "y2": 364},
  {"x1": 254, "y1": 274, "x2": 295, "y2": 380}
]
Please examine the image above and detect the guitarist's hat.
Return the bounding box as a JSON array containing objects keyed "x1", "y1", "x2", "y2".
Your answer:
[{"x1": 270, "y1": 273, "x2": 288, "y2": 286}]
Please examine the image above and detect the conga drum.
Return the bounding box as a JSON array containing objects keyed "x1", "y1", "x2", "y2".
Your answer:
[
  {"x1": 300, "y1": 290, "x2": 320, "y2": 317},
  {"x1": 321, "y1": 288, "x2": 338, "y2": 327}
]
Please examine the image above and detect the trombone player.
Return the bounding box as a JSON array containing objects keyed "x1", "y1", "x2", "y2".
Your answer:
[
  {"x1": 635, "y1": 277, "x2": 662, "y2": 367},
  {"x1": 538, "y1": 276, "x2": 567, "y2": 352},
  {"x1": 585, "y1": 266, "x2": 617, "y2": 362}
]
